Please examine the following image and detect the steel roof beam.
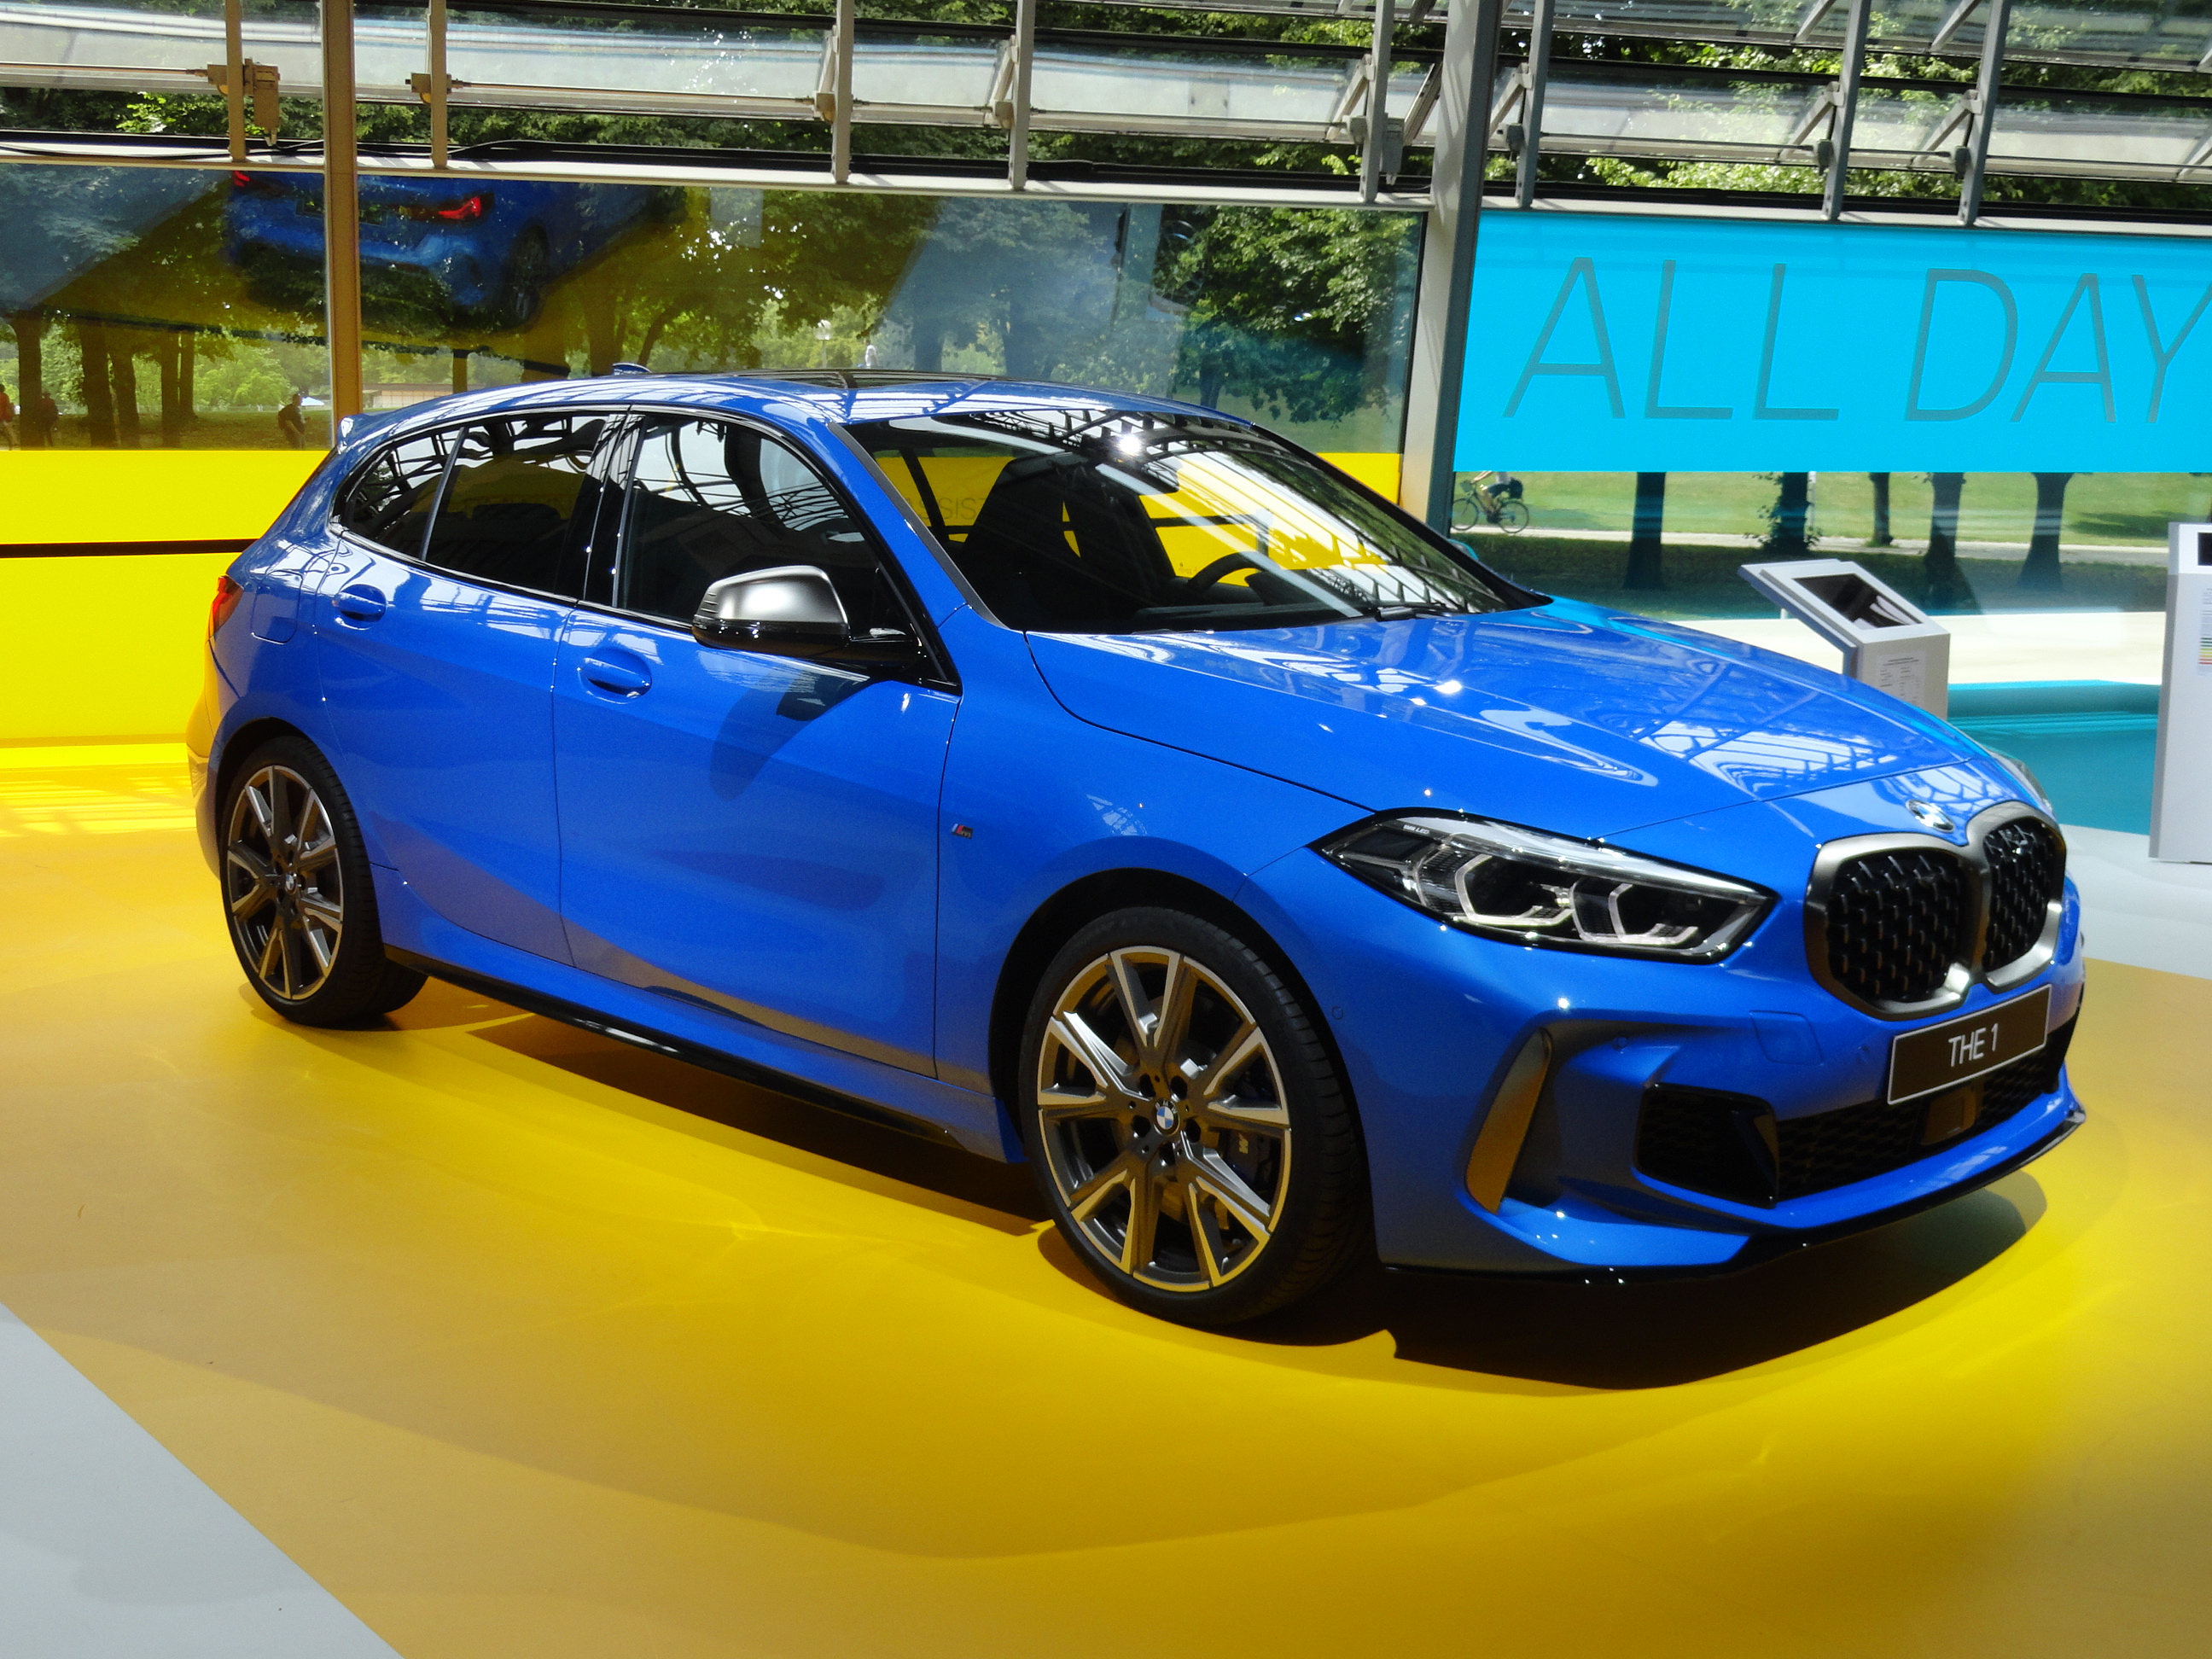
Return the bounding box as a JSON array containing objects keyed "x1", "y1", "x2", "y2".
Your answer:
[
  {"x1": 1513, "y1": 0, "x2": 1552, "y2": 208},
  {"x1": 1822, "y1": 0, "x2": 1872, "y2": 219},
  {"x1": 1957, "y1": 0, "x2": 2012, "y2": 224}
]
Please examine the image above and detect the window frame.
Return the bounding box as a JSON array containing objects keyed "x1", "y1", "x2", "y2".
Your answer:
[
  {"x1": 586, "y1": 407, "x2": 959, "y2": 692},
  {"x1": 328, "y1": 407, "x2": 628, "y2": 606},
  {"x1": 834, "y1": 414, "x2": 1551, "y2": 637}
]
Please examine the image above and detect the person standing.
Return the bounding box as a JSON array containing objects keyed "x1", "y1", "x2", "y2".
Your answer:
[
  {"x1": 0, "y1": 382, "x2": 16, "y2": 449},
  {"x1": 276, "y1": 388, "x2": 306, "y2": 449},
  {"x1": 32, "y1": 390, "x2": 58, "y2": 446}
]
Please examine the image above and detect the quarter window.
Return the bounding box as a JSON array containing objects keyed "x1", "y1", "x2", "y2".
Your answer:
[
  {"x1": 613, "y1": 417, "x2": 906, "y2": 634},
  {"x1": 422, "y1": 414, "x2": 608, "y2": 594},
  {"x1": 336, "y1": 429, "x2": 451, "y2": 558}
]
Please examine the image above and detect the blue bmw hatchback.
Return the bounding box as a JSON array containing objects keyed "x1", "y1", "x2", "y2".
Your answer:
[{"x1": 191, "y1": 371, "x2": 2085, "y2": 1324}]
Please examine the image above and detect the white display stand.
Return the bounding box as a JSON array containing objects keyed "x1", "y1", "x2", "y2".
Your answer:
[
  {"x1": 1737, "y1": 558, "x2": 1953, "y2": 717},
  {"x1": 2151, "y1": 521, "x2": 2212, "y2": 863}
]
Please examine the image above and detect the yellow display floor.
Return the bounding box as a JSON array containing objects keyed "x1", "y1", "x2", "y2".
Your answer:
[{"x1": 4, "y1": 752, "x2": 2209, "y2": 1658}]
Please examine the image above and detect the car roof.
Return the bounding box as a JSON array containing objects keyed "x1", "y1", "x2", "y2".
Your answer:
[{"x1": 342, "y1": 371, "x2": 1246, "y2": 451}]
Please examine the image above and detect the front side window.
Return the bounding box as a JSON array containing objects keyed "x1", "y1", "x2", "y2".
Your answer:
[
  {"x1": 612, "y1": 416, "x2": 911, "y2": 635},
  {"x1": 336, "y1": 429, "x2": 452, "y2": 558},
  {"x1": 847, "y1": 407, "x2": 1539, "y2": 634},
  {"x1": 422, "y1": 413, "x2": 608, "y2": 594}
]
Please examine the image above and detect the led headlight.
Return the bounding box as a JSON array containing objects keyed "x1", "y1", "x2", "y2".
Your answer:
[{"x1": 1318, "y1": 813, "x2": 1773, "y2": 961}]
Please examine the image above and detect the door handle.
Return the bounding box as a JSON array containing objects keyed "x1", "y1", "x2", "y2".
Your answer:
[
  {"x1": 580, "y1": 653, "x2": 651, "y2": 696},
  {"x1": 333, "y1": 584, "x2": 387, "y2": 624}
]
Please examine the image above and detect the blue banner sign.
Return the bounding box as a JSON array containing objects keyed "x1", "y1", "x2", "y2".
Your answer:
[{"x1": 1457, "y1": 209, "x2": 2212, "y2": 473}]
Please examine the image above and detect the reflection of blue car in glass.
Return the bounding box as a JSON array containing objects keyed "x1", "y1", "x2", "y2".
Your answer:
[
  {"x1": 223, "y1": 172, "x2": 678, "y2": 328},
  {"x1": 192, "y1": 373, "x2": 2086, "y2": 1329}
]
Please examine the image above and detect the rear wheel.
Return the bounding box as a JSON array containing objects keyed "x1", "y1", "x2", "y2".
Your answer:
[
  {"x1": 1018, "y1": 907, "x2": 1367, "y2": 1325},
  {"x1": 1495, "y1": 498, "x2": 1532, "y2": 533},
  {"x1": 221, "y1": 737, "x2": 424, "y2": 1027},
  {"x1": 489, "y1": 230, "x2": 550, "y2": 331}
]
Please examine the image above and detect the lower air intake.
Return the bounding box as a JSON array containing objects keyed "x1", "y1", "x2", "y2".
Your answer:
[{"x1": 1636, "y1": 1016, "x2": 2075, "y2": 1207}]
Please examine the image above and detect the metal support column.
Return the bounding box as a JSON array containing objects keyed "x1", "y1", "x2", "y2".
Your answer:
[
  {"x1": 1514, "y1": 0, "x2": 1553, "y2": 209},
  {"x1": 1821, "y1": 0, "x2": 1871, "y2": 219},
  {"x1": 409, "y1": 0, "x2": 451, "y2": 170},
  {"x1": 1399, "y1": 0, "x2": 1504, "y2": 528},
  {"x1": 1359, "y1": 0, "x2": 1397, "y2": 204},
  {"x1": 1957, "y1": 0, "x2": 2012, "y2": 225},
  {"x1": 1007, "y1": 0, "x2": 1035, "y2": 190},
  {"x1": 829, "y1": 0, "x2": 855, "y2": 185},
  {"x1": 218, "y1": 0, "x2": 246, "y2": 161},
  {"x1": 321, "y1": 0, "x2": 364, "y2": 422}
]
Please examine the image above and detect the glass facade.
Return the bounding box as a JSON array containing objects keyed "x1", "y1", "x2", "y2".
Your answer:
[
  {"x1": 0, "y1": 166, "x2": 1421, "y2": 457},
  {"x1": 1458, "y1": 470, "x2": 2177, "y2": 619},
  {"x1": 0, "y1": 164, "x2": 331, "y2": 451}
]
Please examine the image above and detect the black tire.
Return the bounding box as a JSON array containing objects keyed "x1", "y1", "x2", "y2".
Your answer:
[
  {"x1": 1017, "y1": 906, "x2": 1368, "y2": 1326},
  {"x1": 489, "y1": 230, "x2": 550, "y2": 332},
  {"x1": 218, "y1": 736, "x2": 425, "y2": 1027},
  {"x1": 1495, "y1": 498, "x2": 1532, "y2": 533}
]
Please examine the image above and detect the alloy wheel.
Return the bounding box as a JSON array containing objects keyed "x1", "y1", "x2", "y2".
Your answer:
[
  {"x1": 224, "y1": 764, "x2": 344, "y2": 1002},
  {"x1": 1034, "y1": 946, "x2": 1291, "y2": 1292}
]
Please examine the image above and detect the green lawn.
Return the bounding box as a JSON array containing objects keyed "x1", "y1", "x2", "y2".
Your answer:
[
  {"x1": 1468, "y1": 534, "x2": 2166, "y2": 619},
  {"x1": 1489, "y1": 472, "x2": 2209, "y2": 549}
]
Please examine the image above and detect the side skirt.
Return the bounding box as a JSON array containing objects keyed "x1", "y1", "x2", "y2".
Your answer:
[{"x1": 386, "y1": 947, "x2": 968, "y2": 1150}]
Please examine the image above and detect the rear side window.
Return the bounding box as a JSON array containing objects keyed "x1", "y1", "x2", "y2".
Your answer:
[
  {"x1": 336, "y1": 429, "x2": 451, "y2": 557},
  {"x1": 422, "y1": 414, "x2": 608, "y2": 595},
  {"x1": 613, "y1": 416, "x2": 905, "y2": 632}
]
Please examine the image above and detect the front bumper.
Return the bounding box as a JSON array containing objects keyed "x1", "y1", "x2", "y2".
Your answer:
[{"x1": 1234, "y1": 838, "x2": 2089, "y2": 1277}]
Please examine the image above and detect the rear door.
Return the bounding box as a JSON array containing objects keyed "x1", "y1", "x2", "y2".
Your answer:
[
  {"x1": 314, "y1": 410, "x2": 614, "y2": 962},
  {"x1": 550, "y1": 412, "x2": 956, "y2": 1074}
]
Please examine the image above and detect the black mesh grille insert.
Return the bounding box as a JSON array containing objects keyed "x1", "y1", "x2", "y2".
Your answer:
[
  {"x1": 1982, "y1": 818, "x2": 2065, "y2": 970},
  {"x1": 1824, "y1": 848, "x2": 1972, "y2": 1005},
  {"x1": 1631, "y1": 1085, "x2": 1776, "y2": 1208},
  {"x1": 1635, "y1": 1015, "x2": 2075, "y2": 1207}
]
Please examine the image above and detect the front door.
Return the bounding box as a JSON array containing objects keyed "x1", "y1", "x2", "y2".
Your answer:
[
  {"x1": 552, "y1": 413, "x2": 955, "y2": 1075},
  {"x1": 314, "y1": 410, "x2": 612, "y2": 961}
]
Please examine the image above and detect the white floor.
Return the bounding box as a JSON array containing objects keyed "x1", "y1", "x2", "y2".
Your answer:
[
  {"x1": 0, "y1": 1307, "x2": 399, "y2": 1657},
  {"x1": 2060, "y1": 826, "x2": 2212, "y2": 982},
  {"x1": 1690, "y1": 610, "x2": 2165, "y2": 686}
]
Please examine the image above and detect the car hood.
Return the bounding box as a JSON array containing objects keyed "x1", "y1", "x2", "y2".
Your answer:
[{"x1": 1026, "y1": 601, "x2": 1981, "y2": 841}]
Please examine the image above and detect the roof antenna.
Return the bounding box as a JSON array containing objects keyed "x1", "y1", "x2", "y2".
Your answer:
[{"x1": 609, "y1": 362, "x2": 650, "y2": 376}]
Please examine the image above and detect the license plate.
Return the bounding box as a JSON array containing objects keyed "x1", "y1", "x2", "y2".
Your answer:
[{"x1": 1887, "y1": 986, "x2": 2052, "y2": 1105}]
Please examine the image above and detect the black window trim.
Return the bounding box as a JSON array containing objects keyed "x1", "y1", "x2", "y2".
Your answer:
[
  {"x1": 827, "y1": 424, "x2": 1008, "y2": 633},
  {"x1": 326, "y1": 405, "x2": 630, "y2": 607}
]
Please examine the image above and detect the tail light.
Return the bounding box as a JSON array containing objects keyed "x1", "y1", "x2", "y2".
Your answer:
[
  {"x1": 210, "y1": 574, "x2": 244, "y2": 637},
  {"x1": 230, "y1": 170, "x2": 276, "y2": 191},
  {"x1": 402, "y1": 190, "x2": 492, "y2": 224}
]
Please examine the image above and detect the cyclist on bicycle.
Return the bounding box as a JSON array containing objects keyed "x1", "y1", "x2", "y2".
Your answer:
[{"x1": 1455, "y1": 470, "x2": 1531, "y2": 534}]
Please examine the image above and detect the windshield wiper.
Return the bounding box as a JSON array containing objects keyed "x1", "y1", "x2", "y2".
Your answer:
[{"x1": 1356, "y1": 599, "x2": 1466, "y2": 621}]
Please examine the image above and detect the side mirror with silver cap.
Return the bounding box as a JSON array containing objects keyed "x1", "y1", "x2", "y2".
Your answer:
[{"x1": 692, "y1": 565, "x2": 851, "y2": 658}]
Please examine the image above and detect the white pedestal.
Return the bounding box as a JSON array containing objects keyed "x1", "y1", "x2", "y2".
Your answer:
[{"x1": 2151, "y1": 521, "x2": 2212, "y2": 863}]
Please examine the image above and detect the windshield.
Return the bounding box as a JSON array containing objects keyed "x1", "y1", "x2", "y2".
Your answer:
[{"x1": 844, "y1": 407, "x2": 1540, "y2": 634}]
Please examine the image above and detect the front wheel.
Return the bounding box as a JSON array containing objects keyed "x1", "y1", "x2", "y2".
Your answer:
[
  {"x1": 1018, "y1": 907, "x2": 1368, "y2": 1325},
  {"x1": 220, "y1": 737, "x2": 425, "y2": 1027}
]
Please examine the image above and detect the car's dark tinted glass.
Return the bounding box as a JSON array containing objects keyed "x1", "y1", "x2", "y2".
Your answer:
[
  {"x1": 614, "y1": 416, "x2": 910, "y2": 634},
  {"x1": 848, "y1": 408, "x2": 1537, "y2": 634},
  {"x1": 336, "y1": 429, "x2": 452, "y2": 558},
  {"x1": 422, "y1": 414, "x2": 607, "y2": 593}
]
